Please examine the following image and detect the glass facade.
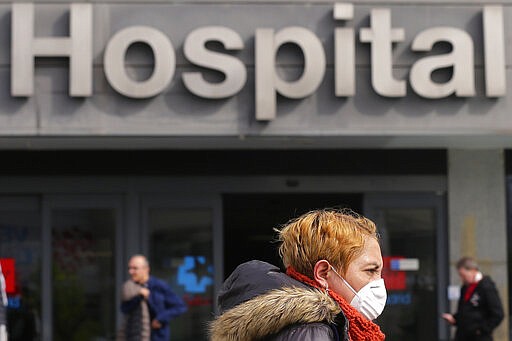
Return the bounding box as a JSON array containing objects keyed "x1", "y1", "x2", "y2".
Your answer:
[
  {"x1": 375, "y1": 208, "x2": 439, "y2": 341},
  {"x1": 51, "y1": 208, "x2": 116, "y2": 341},
  {"x1": 0, "y1": 175, "x2": 448, "y2": 341}
]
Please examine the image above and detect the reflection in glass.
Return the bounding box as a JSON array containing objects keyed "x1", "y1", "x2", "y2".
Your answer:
[
  {"x1": 0, "y1": 199, "x2": 41, "y2": 341},
  {"x1": 149, "y1": 208, "x2": 213, "y2": 341},
  {"x1": 376, "y1": 208, "x2": 437, "y2": 341},
  {"x1": 52, "y1": 209, "x2": 115, "y2": 341}
]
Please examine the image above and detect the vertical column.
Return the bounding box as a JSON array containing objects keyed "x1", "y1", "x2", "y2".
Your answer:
[{"x1": 448, "y1": 149, "x2": 508, "y2": 341}]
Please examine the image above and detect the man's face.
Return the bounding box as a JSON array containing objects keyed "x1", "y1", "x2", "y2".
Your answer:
[
  {"x1": 458, "y1": 267, "x2": 477, "y2": 285},
  {"x1": 128, "y1": 257, "x2": 149, "y2": 283}
]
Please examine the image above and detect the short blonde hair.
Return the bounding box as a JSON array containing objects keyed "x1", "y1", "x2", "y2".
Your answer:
[{"x1": 277, "y1": 209, "x2": 378, "y2": 278}]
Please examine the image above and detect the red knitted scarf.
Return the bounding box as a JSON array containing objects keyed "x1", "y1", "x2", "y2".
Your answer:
[{"x1": 286, "y1": 266, "x2": 386, "y2": 341}]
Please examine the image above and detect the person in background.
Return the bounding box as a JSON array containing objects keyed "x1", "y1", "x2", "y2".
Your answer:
[
  {"x1": 210, "y1": 208, "x2": 387, "y2": 341},
  {"x1": 0, "y1": 263, "x2": 8, "y2": 341},
  {"x1": 118, "y1": 255, "x2": 187, "y2": 341},
  {"x1": 442, "y1": 257, "x2": 504, "y2": 341}
]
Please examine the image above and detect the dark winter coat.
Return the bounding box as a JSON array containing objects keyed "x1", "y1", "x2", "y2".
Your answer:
[
  {"x1": 454, "y1": 276, "x2": 504, "y2": 341},
  {"x1": 210, "y1": 260, "x2": 349, "y2": 341},
  {"x1": 121, "y1": 276, "x2": 187, "y2": 341}
]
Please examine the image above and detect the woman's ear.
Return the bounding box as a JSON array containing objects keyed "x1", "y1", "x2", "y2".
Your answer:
[{"x1": 313, "y1": 260, "x2": 330, "y2": 289}]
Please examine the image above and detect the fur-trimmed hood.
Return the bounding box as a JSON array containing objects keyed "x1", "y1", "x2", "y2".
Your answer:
[
  {"x1": 210, "y1": 286, "x2": 341, "y2": 341},
  {"x1": 209, "y1": 260, "x2": 344, "y2": 341}
]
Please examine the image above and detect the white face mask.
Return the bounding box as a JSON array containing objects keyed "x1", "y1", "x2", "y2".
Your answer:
[{"x1": 331, "y1": 266, "x2": 387, "y2": 320}]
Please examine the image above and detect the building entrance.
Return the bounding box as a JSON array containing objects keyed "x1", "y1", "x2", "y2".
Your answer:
[{"x1": 0, "y1": 174, "x2": 448, "y2": 341}]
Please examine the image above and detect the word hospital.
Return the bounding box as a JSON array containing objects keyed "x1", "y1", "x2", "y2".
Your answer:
[{"x1": 10, "y1": 3, "x2": 507, "y2": 120}]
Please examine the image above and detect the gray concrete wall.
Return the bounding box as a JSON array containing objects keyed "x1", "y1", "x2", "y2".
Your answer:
[{"x1": 448, "y1": 149, "x2": 508, "y2": 341}]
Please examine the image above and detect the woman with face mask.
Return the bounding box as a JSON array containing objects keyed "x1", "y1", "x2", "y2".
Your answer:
[{"x1": 209, "y1": 209, "x2": 386, "y2": 341}]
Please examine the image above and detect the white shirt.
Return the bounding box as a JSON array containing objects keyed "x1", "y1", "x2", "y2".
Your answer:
[{"x1": 0, "y1": 264, "x2": 7, "y2": 307}]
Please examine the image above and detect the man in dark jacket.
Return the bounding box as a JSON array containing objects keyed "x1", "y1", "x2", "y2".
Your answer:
[
  {"x1": 119, "y1": 255, "x2": 187, "y2": 341},
  {"x1": 442, "y1": 257, "x2": 504, "y2": 341}
]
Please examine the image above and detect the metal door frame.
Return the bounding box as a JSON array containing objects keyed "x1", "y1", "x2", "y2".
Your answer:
[{"x1": 41, "y1": 194, "x2": 124, "y2": 340}]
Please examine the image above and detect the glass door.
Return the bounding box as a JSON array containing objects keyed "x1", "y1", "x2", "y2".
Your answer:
[
  {"x1": 364, "y1": 193, "x2": 448, "y2": 341},
  {"x1": 43, "y1": 195, "x2": 122, "y2": 341},
  {"x1": 0, "y1": 196, "x2": 41, "y2": 341},
  {"x1": 141, "y1": 194, "x2": 220, "y2": 341}
]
